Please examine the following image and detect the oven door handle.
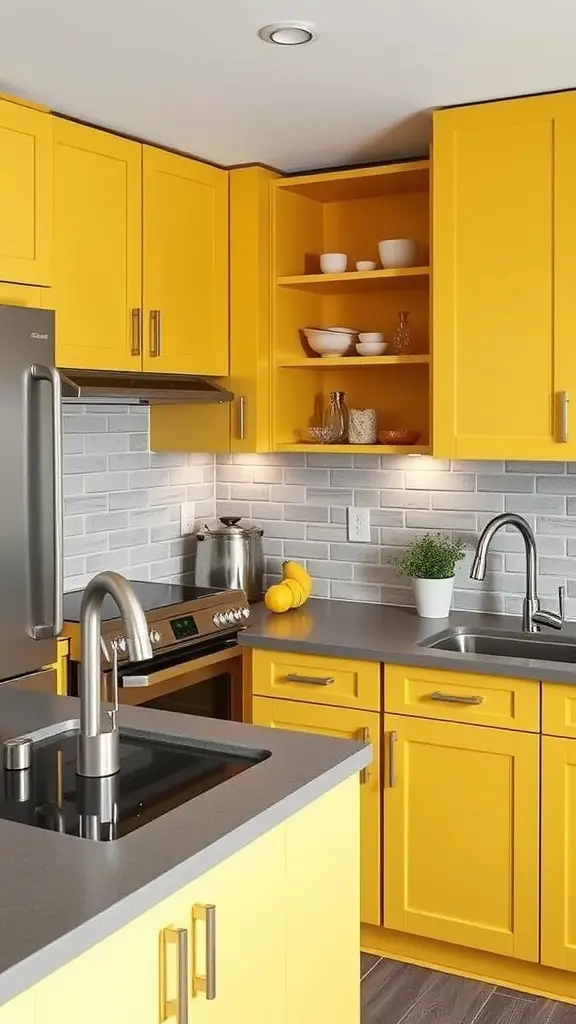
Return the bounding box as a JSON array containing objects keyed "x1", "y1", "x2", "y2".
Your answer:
[{"x1": 119, "y1": 645, "x2": 241, "y2": 689}]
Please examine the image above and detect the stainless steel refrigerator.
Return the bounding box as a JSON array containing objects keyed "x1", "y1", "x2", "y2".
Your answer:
[{"x1": 0, "y1": 305, "x2": 62, "y2": 691}]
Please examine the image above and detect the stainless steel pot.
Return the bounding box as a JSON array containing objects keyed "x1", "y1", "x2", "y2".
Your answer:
[{"x1": 195, "y1": 517, "x2": 264, "y2": 602}]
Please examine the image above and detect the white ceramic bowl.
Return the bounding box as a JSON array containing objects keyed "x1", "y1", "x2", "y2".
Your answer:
[
  {"x1": 358, "y1": 332, "x2": 384, "y2": 344},
  {"x1": 304, "y1": 328, "x2": 355, "y2": 357},
  {"x1": 320, "y1": 252, "x2": 347, "y2": 274},
  {"x1": 378, "y1": 238, "x2": 418, "y2": 269},
  {"x1": 356, "y1": 341, "x2": 388, "y2": 356},
  {"x1": 355, "y1": 260, "x2": 376, "y2": 271}
]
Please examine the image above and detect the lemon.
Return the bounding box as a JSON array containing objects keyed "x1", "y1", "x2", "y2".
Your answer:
[
  {"x1": 264, "y1": 582, "x2": 293, "y2": 613},
  {"x1": 282, "y1": 560, "x2": 312, "y2": 601},
  {"x1": 282, "y1": 578, "x2": 306, "y2": 608}
]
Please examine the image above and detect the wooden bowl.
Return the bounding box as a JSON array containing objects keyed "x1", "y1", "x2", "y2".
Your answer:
[{"x1": 378, "y1": 429, "x2": 420, "y2": 446}]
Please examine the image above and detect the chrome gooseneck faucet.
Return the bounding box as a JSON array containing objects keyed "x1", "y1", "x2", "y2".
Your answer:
[
  {"x1": 77, "y1": 571, "x2": 152, "y2": 778},
  {"x1": 470, "y1": 513, "x2": 564, "y2": 634}
]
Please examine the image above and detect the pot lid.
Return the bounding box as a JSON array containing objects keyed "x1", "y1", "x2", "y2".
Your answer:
[{"x1": 199, "y1": 516, "x2": 264, "y2": 537}]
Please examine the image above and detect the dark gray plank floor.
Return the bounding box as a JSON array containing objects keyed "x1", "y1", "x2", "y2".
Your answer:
[{"x1": 360, "y1": 956, "x2": 576, "y2": 1023}]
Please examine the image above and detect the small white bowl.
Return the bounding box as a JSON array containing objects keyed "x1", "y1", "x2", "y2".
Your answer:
[
  {"x1": 358, "y1": 332, "x2": 384, "y2": 344},
  {"x1": 304, "y1": 328, "x2": 355, "y2": 357},
  {"x1": 356, "y1": 342, "x2": 388, "y2": 356},
  {"x1": 320, "y1": 252, "x2": 347, "y2": 274},
  {"x1": 355, "y1": 260, "x2": 376, "y2": 271},
  {"x1": 378, "y1": 238, "x2": 418, "y2": 269}
]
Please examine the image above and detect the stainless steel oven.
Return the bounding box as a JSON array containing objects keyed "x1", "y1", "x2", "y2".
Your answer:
[{"x1": 63, "y1": 582, "x2": 250, "y2": 723}]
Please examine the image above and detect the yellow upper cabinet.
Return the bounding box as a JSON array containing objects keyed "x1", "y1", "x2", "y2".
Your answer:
[
  {"x1": 143, "y1": 146, "x2": 229, "y2": 376},
  {"x1": 53, "y1": 120, "x2": 142, "y2": 371},
  {"x1": 383, "y1": 713, "x2": 540, "y2": 961},
  {"x1": 0, "y1": 99, "x2": 52, "y2": 287},
  {"x1": 434, "y1": 91, "x2": 576, "y2": 459}
]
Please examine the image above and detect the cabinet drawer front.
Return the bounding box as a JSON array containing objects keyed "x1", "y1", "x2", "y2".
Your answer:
[
  {"x1": 253, "y1": 696, "x2": 381, "y2": 926},
  {"x1": 542, "y1": 683, "x2": 576, "y2": 738},
  {"x1": 385, "y1": 664, "x2": 539, "y2": 731},
  {"x1": 251, "y1": 649, "x2": 380, "y2": 711}
]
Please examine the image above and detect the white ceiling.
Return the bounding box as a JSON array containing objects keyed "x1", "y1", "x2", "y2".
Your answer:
[{"x1": 2, "y1": 0, "x2": 576, "y2": 171}]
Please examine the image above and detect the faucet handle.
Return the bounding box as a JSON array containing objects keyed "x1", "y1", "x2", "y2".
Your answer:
[{"x1": 559, "y1": 585, "x2": 565, "y2": 620}]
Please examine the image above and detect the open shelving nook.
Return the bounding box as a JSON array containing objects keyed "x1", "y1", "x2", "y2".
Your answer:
[{"x1": 271, "y1": 160, "x2": 431, "y2": 454}]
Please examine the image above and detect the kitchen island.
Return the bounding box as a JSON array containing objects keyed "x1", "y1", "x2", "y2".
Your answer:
[{"x1": 0, "y1": 688, "x2": 369, "y2": 1023}]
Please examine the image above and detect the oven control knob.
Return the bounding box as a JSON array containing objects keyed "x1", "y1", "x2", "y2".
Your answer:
[
  {"x1": 225, "y1": 610, "x2": 236, "y2": 624},
  {"x1": 212, "y1": 612, "x2": 224, "y2": 627},
  {"x1": 241, "y1": 607, "x2": 251, "y2": 619},
  {"x1": 232, "y1": 608, "x2": 243, "y2": 622},
  {"x1": 149, "y1": 629, "x2": 162, "y2": 645},
  {"x1": 112, "y1": 635, "x2": 127, "y2": 654}
]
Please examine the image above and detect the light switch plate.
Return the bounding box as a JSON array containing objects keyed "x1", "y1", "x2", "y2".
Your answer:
[
  {"x1": 347, "y1": 506, "x2": 371, "y2": 543},
  {"x1": 181, "y1": 502, "x2": 195, "y2": 535}
]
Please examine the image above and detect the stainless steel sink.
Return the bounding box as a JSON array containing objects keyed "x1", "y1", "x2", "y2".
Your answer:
[{"x1": 421, "y1": 626, "x2": 576, "y2": 664}]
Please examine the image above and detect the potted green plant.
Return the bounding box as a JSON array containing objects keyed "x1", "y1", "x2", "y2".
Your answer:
[{"x1": 390, "y1": 532, "x2": 466, "y2": 618}]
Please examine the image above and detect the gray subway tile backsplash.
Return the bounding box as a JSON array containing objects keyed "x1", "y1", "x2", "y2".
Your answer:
[{"x1": 62, "y1": 412, "x2": 576, "y2": 619}]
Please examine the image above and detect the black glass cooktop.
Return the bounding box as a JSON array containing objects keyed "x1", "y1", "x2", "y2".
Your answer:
[
  {"x1": 63, "y1": 581, "x2": 226, "y2": 623},
  {"x1": 0, "y1": 729, "x2": 269, "y2": 841}
]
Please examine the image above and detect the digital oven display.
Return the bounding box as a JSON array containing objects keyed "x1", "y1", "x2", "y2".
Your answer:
[{"x1": 170, "y1": 615, "x2": 199, "y2": 641}]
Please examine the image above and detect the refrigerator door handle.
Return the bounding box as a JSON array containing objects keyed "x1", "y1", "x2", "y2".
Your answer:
[{"x1": 30, "y1": 365, "x2": 63, "y2": 638}]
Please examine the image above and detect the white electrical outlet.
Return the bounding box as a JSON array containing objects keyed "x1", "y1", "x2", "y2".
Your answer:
[
  {"x1": 181, "y1": 502, "x2": 196, "y2": 535},
  {"x1": 347, "y1": 506, "x2": 371, "y2": 543}
]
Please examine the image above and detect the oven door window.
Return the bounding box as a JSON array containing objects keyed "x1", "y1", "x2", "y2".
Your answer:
[{"x1": 141, "y1": 674, "x2": 231, "y2": 720}]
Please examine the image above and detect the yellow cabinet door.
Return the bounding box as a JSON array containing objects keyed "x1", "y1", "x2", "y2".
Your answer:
[
  {"x1": 53, "y1": 120, "x2": 142, "y2": 371},
  {"x1": 434, "y1": 91, "x2": 576, "y2": 459},
  {"x1": 0, "y1": 284, "x2": 46, "y2": 308},
  {"x1": 143, "y1": 146, "x2": 228, "y2": 376},
  {"x1": 383, "y1": 714, "x2": 539, "y2": 960},
  {"x1": 0, "y1": 100, "x2": 52, "y2": 287},
  {"x1": 253, "y1": 695, "x2": 380, "y2": 926},
  {"x1": 542, "y1": 736, "x2": 576, "y2": 971},
  {"x1": 0, "y1": 991, "x2": 34, "y2": 1024}
]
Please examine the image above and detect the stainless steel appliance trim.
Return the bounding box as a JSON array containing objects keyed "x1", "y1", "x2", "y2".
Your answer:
[
  {"x1": 131, "y1": 308, "x2": 142, "y2": 357},
  {"x1": 150, "y1": 309, "x2": 161, "y2": 358},
  {"x1": 429, "y1": 691, "x2": 484, "y2": 706},
  {"x1": 117, "y1": 643, "x2": 241, "y2": 689},
  {"x1": 285, "y1": 673, "x2": 335, "y2": 686},
  {"x1": 162, "y1": 926, "x2": 189, "y2": 1024},
  {"x1": 3, "y1": 737, "x2": 32, "y2": 771},
  {"x1": 193, "y1": 904, "x2": 216, "y2": 1000},
  {"x1": 30, "y1": 364, "x2": 63, "y2": 638}
]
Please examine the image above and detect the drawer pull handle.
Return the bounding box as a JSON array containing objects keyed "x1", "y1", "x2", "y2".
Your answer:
[
  {"x1": 162, "y1": 926, "x2": 188, "y2": 1024},
  {"x1": 429, "y1": 691, "x2": 484, "y2": 706},
  {"x1": 285, "y1": 673, "x2": 335, "y2": 686},
  {"x1": 192, "y1": 903, "x2": 216, "y2": 1000},
  {"x1": 357, "y1": 727, "x2": 370, "y2": 784},
  {"x1": 389, "y1": 731, "x2": 397, "y2": 788}
]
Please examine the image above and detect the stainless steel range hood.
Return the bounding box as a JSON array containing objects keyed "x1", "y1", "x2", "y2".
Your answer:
[{"x1": 60, "y1": 369, "x2": 234, "y2": 406}]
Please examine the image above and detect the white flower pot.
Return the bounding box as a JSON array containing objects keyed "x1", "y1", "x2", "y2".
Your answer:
[{"x1": 411, "y1": 576, "x2": 455, "y2": 618}]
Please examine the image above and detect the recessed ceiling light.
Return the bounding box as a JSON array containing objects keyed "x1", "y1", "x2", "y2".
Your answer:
[{"x1": 258, "y1": 22, "x2": 317, "y2": 46}]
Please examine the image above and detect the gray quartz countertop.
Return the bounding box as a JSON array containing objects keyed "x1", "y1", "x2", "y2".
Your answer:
[
  {"x1": 0, "y1": 690, "x2": 369, "y2": 1007},
  {"x1": 240, "y1": 599, "x2": 576, "y2": 683}
]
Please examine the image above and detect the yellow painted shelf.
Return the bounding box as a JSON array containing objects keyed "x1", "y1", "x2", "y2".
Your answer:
[
  {"x1": 279, "y1": 354, "x2": 430, "y2": 368},
  {"x1": 276, "y1": 443, "x2": 430, "y2": 456},
  {"x1": 274, "y1": 160, "x2": 430, "y2": 202},
  {"x1": 277, "y1": 267, "x2": 429, "y2": 294}
]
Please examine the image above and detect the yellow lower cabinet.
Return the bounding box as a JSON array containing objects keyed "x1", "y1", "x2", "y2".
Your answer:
[
  {"x1": 542, "y1": 735, "x2": 576, "y2": 971},
  {"x1": 0, "y1": 991, "x2": 34, "y2": 1024},
  {"x1": 383, "y1": 714, "x2": 539, "y2": 960},
  {"x1": 253, "y1": 695, "x2": 380, "y2": 925}
]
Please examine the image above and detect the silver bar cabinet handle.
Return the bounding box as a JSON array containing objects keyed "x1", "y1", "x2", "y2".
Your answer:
[
  {"x1": 389, "y1": 731, "x2": 397, "y2": 788},
  {"x1": 150, "y1": 309, "x2": 161, "y2": 358},
  {"x1": 131, "y1": 307, "x2": 141, "y2": 356},
  {"x1": 429, "y1": 691, "x2": 484, "y2": 706},
  {"x1": 193, "y1": 904, "x2": 216, "y2": 1000},
  {"x1": 162, "y1": 926, "x2": 189, "y2": 1024},
  {"x1": 561, "y1": 390, "x2": 570, "y2": 443},
  {"x1": 559, "y1": 585, "x2": 565, "y2": 619},
  {"x1": 30, "y1": 365, "x2": 63, "y2": 638},
  {"x1": 285, "y1": 673, "x2": 335, "y2": 686},
  {"x1": 238, "y1": 395, "x2": 246, "y2": 439},
  {"x1": 358, "y1": 727, "x2": 370, "y2": 784}
]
